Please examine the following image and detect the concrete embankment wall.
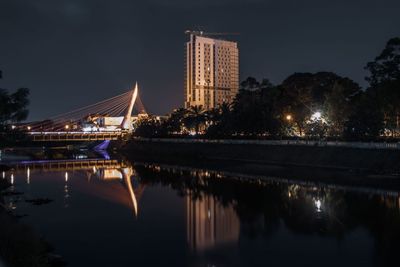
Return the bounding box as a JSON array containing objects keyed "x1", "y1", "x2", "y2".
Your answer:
[{"x1": 121, "y1": 138, "x2": 400, "y2": 175}]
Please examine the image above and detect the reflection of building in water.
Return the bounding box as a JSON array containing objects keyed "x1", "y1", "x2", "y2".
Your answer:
[{"x1": 186, "y1": 192, "x2": 240, "y2": 251}]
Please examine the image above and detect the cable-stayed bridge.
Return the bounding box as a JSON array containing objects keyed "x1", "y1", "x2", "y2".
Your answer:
[{"x1": 25, "y1": 83, "x2": 145, "y2": 142}]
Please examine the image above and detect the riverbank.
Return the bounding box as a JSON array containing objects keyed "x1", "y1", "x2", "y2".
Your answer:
[{"x1": 121, "y1": 138, "x2": 400, "y2": 190}]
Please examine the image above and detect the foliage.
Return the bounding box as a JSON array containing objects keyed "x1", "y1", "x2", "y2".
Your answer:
[
  {"x1": 364, "y1": 37, "x2": 400, "y2": 137},
  {"x1": 183, "y1": 105, "x2": 206, "y2": 134},
  {"x1": 0, "y1": 71, "x2": 30, "y2": 128},
  {"x1": 278, "y1": 72, "x2": 362, "y2": 137},
  {"x1": 365, "y1": 37, "x2": 400, "y2": 87},
  {"x1": 134, "y1": 117, "x2": 165, "y2": 137},
  {"x1": 343, "y1": 90, "x2": 384, "y2": 140}
]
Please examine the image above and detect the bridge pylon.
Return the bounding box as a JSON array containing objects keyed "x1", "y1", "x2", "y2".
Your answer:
[{"x1": 121, "y1": 82, "x2": 138, "y2": 131}]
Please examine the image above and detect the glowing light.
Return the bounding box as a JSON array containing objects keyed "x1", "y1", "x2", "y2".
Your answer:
[
  {"x1": 311, "y1": 111, "x2": 322, "y2": 121},
  {"x1": 314, "y1": 199, "x2": 322, "y2": 212},
  {"x1": 285, "y1": 114, "x2": 292, "y2": 121},
  {"x1": 27, "y1": 126, "x2": 31, "y2": 131},
  {"x1": 65, "y1": 125, "x2": 69, "y2": 130},
  {"x1": 10, "y1": 174, "x2": 14, "y2": 185},
  {"x1": 27, "y1": 167, "x2": 30, "y2": 184},
  {"x1": 11, "y1": 125, "x2": 16, "y2": 129},
  {"x1": 2, "y1": 171, "x2": 5, "y2": 179},
  {"x1": 65, "y1": 172, "x2": 69, "y2": 182}
]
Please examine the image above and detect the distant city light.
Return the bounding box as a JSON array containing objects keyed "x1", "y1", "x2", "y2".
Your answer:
[{"x1": 27, "y1": 126, "x2": 31, "y2": 130}]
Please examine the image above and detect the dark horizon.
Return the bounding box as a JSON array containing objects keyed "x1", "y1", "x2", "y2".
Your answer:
[{"x1": 1, "y1": 0, "x2": 399, "y2": 121}]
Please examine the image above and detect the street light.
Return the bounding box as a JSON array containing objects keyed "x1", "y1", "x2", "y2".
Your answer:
[
  {"x1": 311, "y1": 111, "x2": 322, "y2": 121},
  {"x1": 27, "y1": 126, "x2": 31, "y2": 131},
  {"x1": 65, "y1": 125, "x2": 69, "y2": 130},
  {"x1": 285, "y1": 114, "x2": 293, "y2": 121}
]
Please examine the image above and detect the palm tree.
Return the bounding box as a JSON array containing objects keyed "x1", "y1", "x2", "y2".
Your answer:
[
  {"x1": 164, "y1": 108, "x2": 187, "y2": 134},
  {"x1": 185, "y1": 105, "x2": 206, "y2": 134}
]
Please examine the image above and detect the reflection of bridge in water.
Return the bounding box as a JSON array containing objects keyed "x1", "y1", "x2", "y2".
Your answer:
[
  {"x1": 23, "y1": 83, "x2": 145, "y2": 142},
  {"x1": 8, "y1": 158, "x2": 144, "y2": 216}
]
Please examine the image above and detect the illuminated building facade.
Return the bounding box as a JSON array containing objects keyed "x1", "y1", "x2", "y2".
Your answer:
[{"x1": 184, "y1": 34, "x2": 239, "y2": 110}]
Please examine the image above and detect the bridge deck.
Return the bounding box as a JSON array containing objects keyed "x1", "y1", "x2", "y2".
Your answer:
[{"x1": 29, "y1": 132, "x2": 124, "y2": 141}]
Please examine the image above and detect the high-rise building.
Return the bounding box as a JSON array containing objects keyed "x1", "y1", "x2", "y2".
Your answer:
[{"x1": 184, "y1": 33, "x2": 239, "y2": 110}]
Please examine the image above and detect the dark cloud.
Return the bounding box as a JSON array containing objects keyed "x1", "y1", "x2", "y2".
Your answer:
[{"x1": 0, "y1": 0, "x2": 399, "y2": 120}]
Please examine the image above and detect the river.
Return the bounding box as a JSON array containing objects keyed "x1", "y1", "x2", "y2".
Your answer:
[{"x1": 1, "y1": 148, "x2": 399, "y2": 267}]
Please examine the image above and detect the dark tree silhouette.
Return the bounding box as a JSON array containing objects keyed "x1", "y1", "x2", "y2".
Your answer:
[
  {"x1": 365, "y1": 37, "x2": 400, "y2": 137},
  {"x1": 0, "y1": 70, "x2": 30, "y2": 128},
  {"x1": 365, "y1": 37, "x2": 400, "y2": 87}
]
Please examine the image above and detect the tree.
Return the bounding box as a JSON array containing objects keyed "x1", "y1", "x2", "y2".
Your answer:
[
  {"x1": 184, "y1": 105, "x2": 206, "y2": 134},
  {"x1": 231, "y1": 78, "x2": 281, "y2": 136},
  {"x1": 365, "y1": 37, "x2": 400, "y2": 137},
  {"x1": 365, "y1": 37, "x2": 400, "y2": 87},
  {"x1": 0, "y1": 71, "x2": 30, "y2": 128},
  {"x1": 324, "y1": 78, "x2": 362, "y2": 136},
  {"x1": 344, "y1": 89, "x2": 384, "y2": 140},
  {"x1": 205, "y1": 102, "x2": 233, "y2": 138},
  {"x1": 164, "y1": 108, "x2": 187, "y2": 134},
  {"x1": 279, "y1": 72, "x2": 362, "y2": 137},
  {"x1": 240, "y1": 77, "x2": 260, "y2": 91},
  {"x1": 134, "y1": 117, "x2": 165, "y2": 137},
  {"x1": 231, "y1": 87, "x2": 264, "y2": 135}
]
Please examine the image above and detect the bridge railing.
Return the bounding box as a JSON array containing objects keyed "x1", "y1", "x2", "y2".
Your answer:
[{"x1": 29, "y1": 131, "x2": 123, "y2": 141}]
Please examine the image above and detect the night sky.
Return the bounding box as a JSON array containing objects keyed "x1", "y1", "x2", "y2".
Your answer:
[{"x1": 1, "y1": 0, "x2": 399, "y2": 121}]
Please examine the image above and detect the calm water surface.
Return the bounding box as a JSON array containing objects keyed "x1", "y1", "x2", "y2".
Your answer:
[{"x1": 1, "y1": 150, "x2": 400, "y2": 267}]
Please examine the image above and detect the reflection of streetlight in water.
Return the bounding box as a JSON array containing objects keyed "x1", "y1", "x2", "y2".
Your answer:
[
  {"x1": 27, "y1": 167, "x2": 30, "y2": 184},
  {"x1": 64, "y1": 172, "x2": 70, "y2": 208},
  {"x1": 314, "y1": 199, "x2": 322, "y2": 213},
  {"x1": 8, "y1": 174, "x2": 16, "y2": 210}
]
